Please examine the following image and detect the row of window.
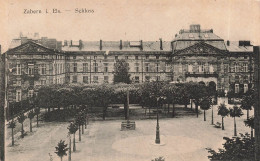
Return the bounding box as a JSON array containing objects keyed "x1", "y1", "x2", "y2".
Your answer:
[
  {"x1": 71, "y1": 76, "x2": 109, "y2": 84},
  {"x1": 16, "y1": 64, "x2": 47, "y2": 75},
  {"x1": 232, "y1": 63, "x2": 249, "y2": 73},
  {"x1": 71, "y1": 63, "x2": 167, "y2": 73},
  {"x1": 175, "y1": 63, "x2": 249, "y2": 73},
  {"x1": 70, "y1": 75, "x2": 161, "y2": 84},
  {"x1": 15, "y1": 89, "x2": 34, "y2": 102},
  {"x1": 54, "y1": 63, "x2": 64, "y2": 74},
  {"x1": 12, "y1": 54, "x2": 64, "y2": 60},
  {"x1": 68, "y1": 55, "x2": 162, "y2": 60},
  {"x1": 235, "y1": 84, "x2": 248, "y2": 94}
]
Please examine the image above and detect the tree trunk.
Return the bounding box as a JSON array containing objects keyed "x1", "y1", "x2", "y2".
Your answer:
[
  {"x1": 30, "y1": 119, "x2": 32, "y2": 132},
  {"x1": 21, "y1": 123, "x2": 24, "y2": 138},
  {"x1": 60, "y1": 156, "x2": 62, "y2": 161},
  {"x1": 211, "y1": 106, "x2": 214, "y2": 125},
  {"x1": 48, "y1": 107, "x2": 50, "y2": 113},
  {"x1": 247, "y1": 109, "x2": 249, "y2": 120},
  {"x1": 167, "y1": 103, "x2": 170, "y2": 115},
  {"x1": 204, "y1": 110, "x2": 206, "y2": 121},
  {"x1": 126, "y1": 91, "x2": 130, "y2": 120},
  {"x1": 85, "y1": 118, "x2": 87, "y2": 129},
  {"x1": 124, "y1": 100, "x2": 127, "y2": 120},
  {"x1": 191, "y1": 99, "x2": 193, "y2": 109},
  {"x1": 234, "y1": 117, "x2": 237, "y2": 136},
  {"x1": 185, "y1": 103, "x2": 187, "y2": 108},
  {"x1": 172, "y1": 103, "x2": 175, "y2": 118},
  {"x1": 222, "y1": 117, "x2": 224, "y2": 130},
  {"x1": 195, "y1": 104, "x2": 198, "y2": 118},
  {"x1": 251, "y1": 127, "x2": 254, "y2": 139},
  {"x1": 12, "y1": 128, "x2": 14, "y2": 146},
  {"x1": 102, "y1": 107, "x2": 106, "y2": 120},
  {"x1": 79, "y1": 125, "x2": 81, "y2": 141},
  {"x1": 68, "y1": 135, "x2": 71, "y2": 161},
  {"x1": 149, "y1": 106, "x2": 151, "y2": 119},
  {"x1": 82, "y1": 124, "x2": 84, "y2": 134},
  {"x1": 36, "y1": 114, "x2": 39, "y2": 127},
  {"x1": 73, "y1": 133, "x2": 76, "y2": 152}
]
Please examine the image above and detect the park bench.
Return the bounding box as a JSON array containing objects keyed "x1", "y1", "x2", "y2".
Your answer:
[
  {"x1": 112, "y1": 105, "x2": 120, "y2": 109},
  {"x1": 152, "y1": 110, "x2": 162, "y2": 114},
  {"x1": 121, "y1": 120, "x2": 136, "y2": 130},
  {"x1": 214, "y1": 122, "x2": 221, "y2": 128}
]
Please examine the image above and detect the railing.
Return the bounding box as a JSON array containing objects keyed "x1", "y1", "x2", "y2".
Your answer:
[{"x1": 185, "y1": 72, "x2": 218, "y2": 78}]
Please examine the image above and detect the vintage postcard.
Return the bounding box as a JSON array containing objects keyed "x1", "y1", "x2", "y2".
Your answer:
[{"x1": 0, "y1": 0, "x2": 260, "y2": 161}]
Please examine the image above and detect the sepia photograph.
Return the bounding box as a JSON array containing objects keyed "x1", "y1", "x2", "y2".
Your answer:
[{"x1": 0, "y1": 0, "x2": 260, "y2": 161}]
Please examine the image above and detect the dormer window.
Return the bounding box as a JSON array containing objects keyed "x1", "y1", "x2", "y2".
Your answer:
[
  {"x1": 204, "y1": 34, "x2": 209, "y2": 38},
  {"x1": 188, "y1": 34, "x2": 194, "y2": 38}
]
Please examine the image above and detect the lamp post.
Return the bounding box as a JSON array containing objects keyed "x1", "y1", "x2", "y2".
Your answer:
[
  {"x1": 155, "y1": 97, "x2": 160, "y2": 144},
  {"x1": 155, "y1": 96, "x2": 166, "y2": 144}
]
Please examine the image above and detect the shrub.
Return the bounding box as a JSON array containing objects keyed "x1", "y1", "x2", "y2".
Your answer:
[{"x1": 206, "y1": 133, "x2": 254, "y2": 161}]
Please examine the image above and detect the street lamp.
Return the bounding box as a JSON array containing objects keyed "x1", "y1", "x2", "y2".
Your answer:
[
  {"x1": 155, "y1": 97, "x2": 160, "y2": 144},
  {"x1": 155, "y1": 96, "x2": 166, "y2": 144}
]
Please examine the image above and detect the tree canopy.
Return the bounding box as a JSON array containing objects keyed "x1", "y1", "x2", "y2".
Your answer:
[{"x1": 113, "y1": 59, "x2": 131, "y2": 84}]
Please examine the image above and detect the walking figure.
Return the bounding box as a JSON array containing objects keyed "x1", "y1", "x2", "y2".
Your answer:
[{"x1": 48, "y1": 153, "x2": 53, "y2": 161}]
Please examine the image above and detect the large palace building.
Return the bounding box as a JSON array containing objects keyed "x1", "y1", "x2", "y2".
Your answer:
[{"x1": 3, "y1": 24, "x2": 254, "y2": 104}]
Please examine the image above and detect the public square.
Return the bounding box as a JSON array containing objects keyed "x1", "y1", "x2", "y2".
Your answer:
[{"x1": 5, "y1": 98, "x2": 253, "y2": 161}]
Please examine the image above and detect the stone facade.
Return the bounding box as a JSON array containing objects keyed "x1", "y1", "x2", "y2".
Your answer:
[{"x1": 4, "y1": 25, "x2": 254, "y2": 104}]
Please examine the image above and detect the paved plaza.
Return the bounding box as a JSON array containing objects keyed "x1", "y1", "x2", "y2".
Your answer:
[{"x1": 6, "y1": 100, "x2": 253, "y2": 161}]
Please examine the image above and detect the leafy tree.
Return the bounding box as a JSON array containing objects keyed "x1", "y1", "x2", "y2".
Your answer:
[
  {"x1": 68, "y1": 122, "x2": 78, "y2": 153},
  {"x1": 244, "y1": 116, "x2": 254, "y2": 139},
  {"x1": 28, "y1": 110, "x2": 35, "y2": 132},
  {"x1": 17, "y1": 113, "x2": 26, "y2": 138},
  {"x1": 37, "y1": 86, "x2": 54, "y2": 112},
  {"x1": 55, "y1": 140, "x2": 68, "y2": 161},
  {"x1": 187, "y1": 82, "x2": 208, "y2": 118},
  {"x1": 206, "y1": 133, "x2": 254, "y2": 161},
  {"x1": 162, "y1": 83, "x2": 178, "y2": 117},
  {"x1": 217, "y1": 103, "x2": 229, "y2": 130},
  {"x1": 8, "y1": 120, "x2": 16, "y2": 146},
  {"x1": 200, "y1": 97, "x2": 211, "y2": 121},
  {"x1": 95, "y1": 85, "x2": 114, "y2": 120},
  {"x1": 241, "y1": 91, "x2": 254, "y2": 120},
  {"x1": 229, "y1": 105, "x2": 243, "y2": 136},
  {"x1": 113, "y1": 59, "x2": 131, "y2": 84},
  {"x1": 34, "y1": 108, "x2": 40, "y2": 127},
  {"x1": 178, "y1": 83, "x2": 190, "y2": 108}
]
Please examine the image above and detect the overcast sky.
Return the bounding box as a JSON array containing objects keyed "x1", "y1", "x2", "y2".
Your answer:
[{"x1": 0, "y1": 0, "x2": 259, "y2": 52}]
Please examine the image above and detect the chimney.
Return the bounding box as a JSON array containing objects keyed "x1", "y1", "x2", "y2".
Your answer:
[
  {"x1": 64, "y1": 40, "x2": 68, "y2": 46},
  {"x1": 79, "y1": 40, "x2": 83, "y2": 50},
  {"x1": 140, "y1": 40, "x2": 143, "y2": 51},
  {"x1": 227, "y1": 40, "x2": 230, "y2": 46},
  {"x1": 21, "y1": 37, "x2": 28, "y2": 44},
  {"x1": 0, "y1": 45, "x2": 1, "y2": 55},
  {"x1": 100, "y1": 39, "x2": 102, "y2": 50},
  {"x1": 190, "y1": 24, "x2": 201, "y2": 32},
  {"x1": 70, "y1": 40, "x2": 73, "y2": 46},
  {"x1": 159, "y1": 38, "x2": 163, "y2": 50},
  {"x1": 120, "y1": 40, "x2": 122, "y2": 50}
]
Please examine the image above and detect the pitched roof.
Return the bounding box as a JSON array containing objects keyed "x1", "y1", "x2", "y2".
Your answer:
[
  {"x1": 225, "y1": 41, "x2": 253, "y2": 52},
  {"x1": 6, "y1": 41, "x2": 60, "y2": 54},
  {"x1": 62, "y1": 40, "x2": 172, "y2": 52},
  {"x1": 173, "y1": 40, "x2": 227, "y2": 51},
  {"x1": 174, "y1": 32, "x2": 223, "y2": 41}
]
